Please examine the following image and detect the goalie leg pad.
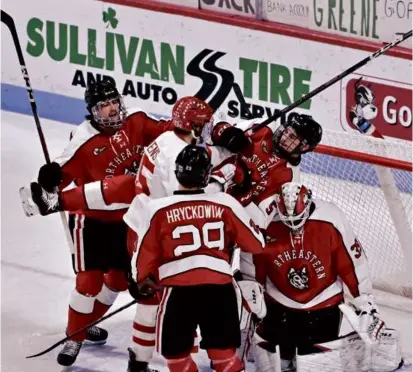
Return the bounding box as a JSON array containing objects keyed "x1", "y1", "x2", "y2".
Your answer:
[
  {"x1": 372, "y1": 328, "x2": 403, "y2": 371},
  {"x1": 296, "y1": 330, "x2": 403, "y2": 372},
  {"x1": 252, "y1": 333, "x2": 281, "y2": 372}
]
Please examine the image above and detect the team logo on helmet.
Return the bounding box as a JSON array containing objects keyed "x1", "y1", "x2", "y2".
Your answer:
[{"x1": 288, "y1": 266, "x2": 309, "y2": 290}]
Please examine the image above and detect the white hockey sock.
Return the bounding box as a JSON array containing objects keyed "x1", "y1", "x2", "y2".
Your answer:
[{"x1": 130, "y1": 303, "x2": 158, "y2": 362}]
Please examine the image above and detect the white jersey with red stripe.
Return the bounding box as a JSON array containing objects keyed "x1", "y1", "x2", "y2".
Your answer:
[
  {"x1": 135, "y1": 130, "x2": 232, "y2": 199},
  {"x1": 240, "y1": 199, "x2": 373, "y2": 311},
  {"x1": 125, "y1": 190, "x2": 265, "y2": 287}
]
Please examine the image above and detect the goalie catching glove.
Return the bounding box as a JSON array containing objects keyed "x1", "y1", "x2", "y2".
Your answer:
[{"x1": 339, "y1": 294, "x2": 386, "y2": 345}]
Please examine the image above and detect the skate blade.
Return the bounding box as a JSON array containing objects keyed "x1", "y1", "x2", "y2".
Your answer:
[{"x1": 82, "y1": 339, "x2": 107, "y2": 347}]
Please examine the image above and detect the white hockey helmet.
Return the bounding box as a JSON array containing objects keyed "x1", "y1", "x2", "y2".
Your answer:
[{"x1": 275, "y1": 182, "x2": 313, "y2": 231}]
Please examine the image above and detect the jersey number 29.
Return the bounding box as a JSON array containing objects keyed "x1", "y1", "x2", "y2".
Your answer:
[{"x1": 172, "y1": 222, "x2": 224, "y2": 256}]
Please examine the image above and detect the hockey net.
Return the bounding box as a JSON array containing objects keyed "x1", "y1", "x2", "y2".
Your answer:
[{"x1": 300, "y1": 130, "x2": 412, "y2": 300}]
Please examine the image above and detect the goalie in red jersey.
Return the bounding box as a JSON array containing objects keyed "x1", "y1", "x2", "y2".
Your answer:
[{"x1": 240, "y1": 182, "x2": 404, "y2": 372}]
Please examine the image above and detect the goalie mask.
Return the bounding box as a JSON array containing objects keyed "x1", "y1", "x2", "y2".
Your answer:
[
  {"x1": 172, "y1": 97, "x2": 214, "y2": 140},
  {"x1": 85, "y1": 80, "x2": 127, "y2": 131},
  {"x1": 272, "y1": 113, "x2": 322, "y2": 165},
  {"x1": 276, "y1": 182, "x2": 313, "y2": 232},
  {"x1": 175, "y1": 145, "x2": 212, "y2": 189}
]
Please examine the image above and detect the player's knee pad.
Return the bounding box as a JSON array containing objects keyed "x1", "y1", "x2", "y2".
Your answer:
[
  {"x1": 75, "y1": 270, "x2": 104, "y2": 296},
  {"x1": 131, "y1": 302, "x2": 159, "y2": 362},
  {"x1": 165, "y1": 353, "x2": 198, "y2": 372},
  {"x1": 104, "y1": 269, "x2": 128, "y2": 292},
  {"x1": 207, "y1": 348, "x2": 244, "y2": 372}
]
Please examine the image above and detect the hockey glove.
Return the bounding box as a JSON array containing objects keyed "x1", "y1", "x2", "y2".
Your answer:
[
  {"x1": 237, "y1": 279, "x2": 267, "y2": 321},
  {"x1": 211, "y1": 122, "x2": 251, "y2": 153},
  {"x1": 19, "y1": 182, "x2": 62, "y2": 217},
  {"x1": 210, "y1": 158, "x2": 237, "y2": 191},
  {"x1": 128, "y1": 274, "x2": 157, "y2": 301},
  {"x1": 38, "y1": 162, "x2": 63, "y2": 192},
  {"x1": 339, "y1": 294, "x2": 385, "y2": 344}
]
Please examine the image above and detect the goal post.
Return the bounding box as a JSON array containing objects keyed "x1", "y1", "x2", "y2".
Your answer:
[{"x1": 300, "y1": 130, "x2": 412, "y2": 299}]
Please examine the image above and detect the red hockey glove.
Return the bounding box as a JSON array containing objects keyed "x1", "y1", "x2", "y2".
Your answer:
[
  {"x1": 211, "y1": 122, "x2": 251, "y2": 153},
  {"x1": 227, "y1": 155, "x2": 268, "y2": 206}
]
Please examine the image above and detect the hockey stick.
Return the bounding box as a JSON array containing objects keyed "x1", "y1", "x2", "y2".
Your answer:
[
  {"x1": 26, "y1": 299, "x2": 137, "y2": 358},
  {"x1": 1, "y1": 10, "x2": 74, "y2": 250},
  {"x1": 248, "y1": 30, "x2": 412, "y2": 134},
  {"x1": 232, "y1": 82, "x2": 257, "y2": 120}
]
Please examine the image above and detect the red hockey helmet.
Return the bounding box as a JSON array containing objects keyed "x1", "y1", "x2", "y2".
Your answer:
[
  {"x1": 172, "y1": 97, "x2": 213, "y2": 138},
  {"x1": 275, "y1": 182, "x2": 313, "y2": 232}
]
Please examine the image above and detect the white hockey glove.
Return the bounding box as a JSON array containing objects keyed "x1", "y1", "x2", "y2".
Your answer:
[
  {"x1": 349, "y1": 79, "x2": 378, "y2": 135},
  {"x1": 339, "y1": 294, "x2": 385, "y2": 345},
  {"x1": 209, "y1": 162, "x2": 237, "y2": 191},
  {"x1": 237, "y1": 279, "x2": 267, "y2": 329},
  {"x1": 19, "y1": 182, "x2": 61, "y2": 217}
]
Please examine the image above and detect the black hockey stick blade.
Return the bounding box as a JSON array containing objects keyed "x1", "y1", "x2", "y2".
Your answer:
[
  {"x1": 251, "y1": 29, "x2": 412, "y2": 133},
  {"x1": 26, "y1": 299, "x2": 137, "y2": 358}
]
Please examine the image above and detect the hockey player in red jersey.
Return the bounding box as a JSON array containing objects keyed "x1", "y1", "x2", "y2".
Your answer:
[
  {"x1": 210, "y1": 113, "x2": 322, "y2": 229},
  {"x1": 21, "y1": 106, "x2": 322, "y2": 370},
  {"x1": 125, "y1": 144, "x2": 266, "y2": 372},
  {"x1": 21, "y1": 80, "x2": 174, "y2": 368},
  {"x1": 22, "y1": 113, "x2": 321, "y2": 226},
  {"x1": 240, "y1": 181, "x2": 394, "y2": 371}
]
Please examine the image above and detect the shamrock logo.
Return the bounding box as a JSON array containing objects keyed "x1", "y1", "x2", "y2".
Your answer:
[{"x1": 102, "y1": 7, "x2": 119, "y2": 29}]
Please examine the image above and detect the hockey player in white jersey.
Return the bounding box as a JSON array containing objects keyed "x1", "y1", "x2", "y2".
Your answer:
[{"x1": 241, "y1": 181, "x2": 405, "y2": 372}]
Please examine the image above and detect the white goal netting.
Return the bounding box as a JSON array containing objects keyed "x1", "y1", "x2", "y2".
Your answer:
[{"x1": 300, "y1": 130, "x2": 412, "y2": 299}]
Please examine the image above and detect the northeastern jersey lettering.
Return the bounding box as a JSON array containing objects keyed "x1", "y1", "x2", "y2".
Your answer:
[
  {"x1": 54, "y1": 110, "x2": 173, "y2": 220},
  {"x1": 247, "y1": 154, "x2": 299, "y2": 230},
  {"x1": 241, "y1": 199, "x2": 372, "y2": 311},
  {"x1": 125, "y1": 191, "x2": 265, "y2": 287}
]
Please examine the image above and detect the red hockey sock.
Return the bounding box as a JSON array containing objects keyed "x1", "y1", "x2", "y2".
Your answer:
[
  {"x1": 207, "y1": 348, "x2": 244, "y2": 372},
  {"x1": 67, "y1": 271, "x2": 104, "y2": 341},
  {"x1": 166, "y1": 354, "x2": 198, "y2": 372},
  {"x1": 67, "y1": 306, "x2": 95, "y2": 341}
]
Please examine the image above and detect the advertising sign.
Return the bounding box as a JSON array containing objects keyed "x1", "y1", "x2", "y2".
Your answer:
[{"x1": 2, "y1": 0, "x2": 411, "y2": 141}]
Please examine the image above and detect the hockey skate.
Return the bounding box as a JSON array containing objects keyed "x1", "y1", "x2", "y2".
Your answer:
[
  {"x1": 57, "y1": 340, "x2": 82, "y2": 367},
  {"x1": 127, "y1": 347, "x2": 159, "y2": 372},
  {"x1": 84, "y1": 325, "x2": 108, "y2": 345}
]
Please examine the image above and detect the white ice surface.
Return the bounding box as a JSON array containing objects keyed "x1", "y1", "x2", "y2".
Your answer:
[{"x1": 1, "y1": 111, "x2": 412, "y2": 371}]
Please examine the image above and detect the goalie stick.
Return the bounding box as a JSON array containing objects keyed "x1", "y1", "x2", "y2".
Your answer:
[
  {"x1": 1, "y1": 10, "x2": 74, "y2": 251},
  {"x1": 245, "y1": 30, "x2": 412, "y2": 134},
  {"x1": 26, "y1": 299, "x2": 137, "y2": 358}
]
